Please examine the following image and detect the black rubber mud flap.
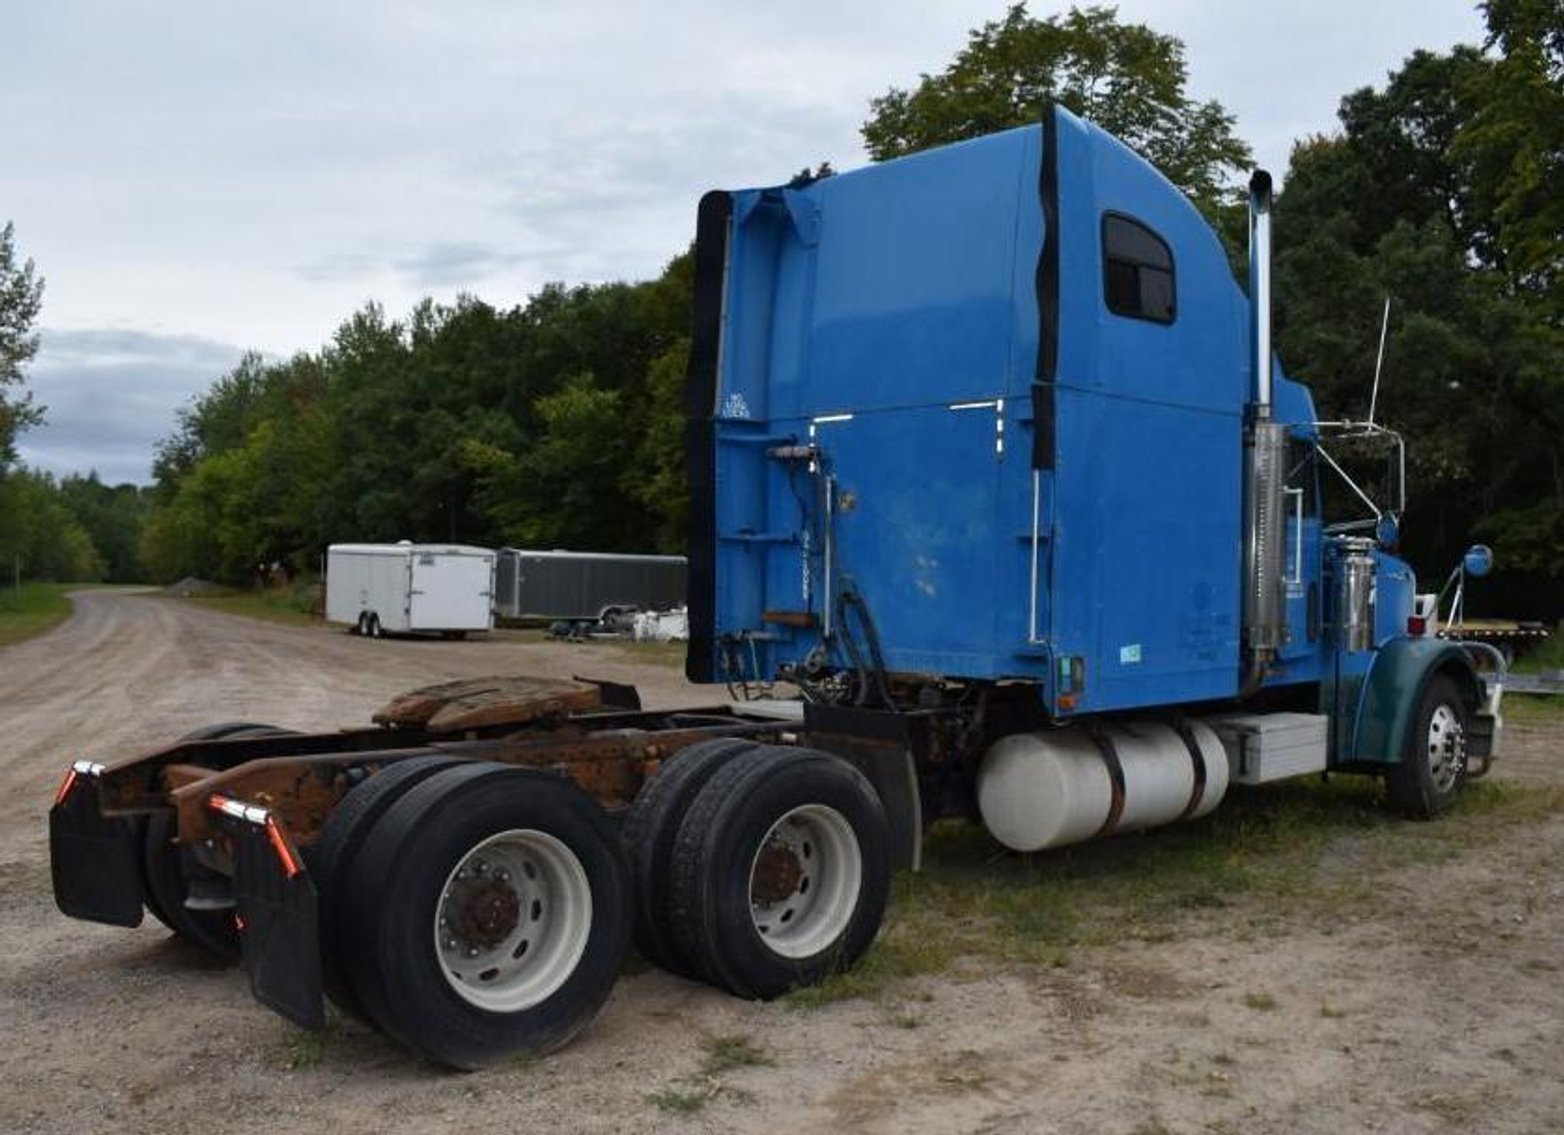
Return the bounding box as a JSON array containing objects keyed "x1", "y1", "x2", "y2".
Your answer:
[
  {"x1": 50, "y1": 774, "x2": 145, "y2": 927},
  {"x1": 232, "y1": 820, "x2": 325, "y2": 1031}
]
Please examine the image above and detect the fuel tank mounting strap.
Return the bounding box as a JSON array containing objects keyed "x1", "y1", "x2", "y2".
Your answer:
[{"x1": 1086, "y1": 726, "x2": 1127, "y2": 838}]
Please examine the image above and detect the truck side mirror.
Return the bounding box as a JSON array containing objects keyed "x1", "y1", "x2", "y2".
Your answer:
[{"x1": 1463, "y1": 545, "x2": 1494, "y2": 578}]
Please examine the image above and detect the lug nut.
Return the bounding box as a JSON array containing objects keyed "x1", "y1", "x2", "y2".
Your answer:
[{"x1": 465, "y1": 946, "x2": 480, "y2": 958}]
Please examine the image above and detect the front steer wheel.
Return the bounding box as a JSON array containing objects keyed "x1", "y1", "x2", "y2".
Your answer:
[
  {"x1": 668, "y1": 745, "x2": 891, "y2": 1001},
  {"x1": 1386, "y1": 673, "x2": 1471, "y2": 818},
  {"x1": 340, "y1": 763, "x2": 631, "y2": 1069}
]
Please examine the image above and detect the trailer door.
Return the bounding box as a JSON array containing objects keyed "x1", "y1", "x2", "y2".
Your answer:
[{"x1": 409, "y1": 553, "x2": 492, "y2": 630}]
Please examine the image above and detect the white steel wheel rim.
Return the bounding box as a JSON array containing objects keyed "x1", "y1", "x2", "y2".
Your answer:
[
  {"x1": 1426, "y1": 703, "x2": 1465, "y2": 794},
  {"x1": 433, "y1": 829, "x2": 592, "y2": 1013},
  {"x1": 747, "y1": 803, "x2": 862, "y2": 959}
]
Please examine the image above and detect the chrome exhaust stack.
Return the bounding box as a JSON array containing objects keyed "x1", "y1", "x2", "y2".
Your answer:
[{"x1": 1242, "y1": 171, "x2": 1288, "y2": 691}]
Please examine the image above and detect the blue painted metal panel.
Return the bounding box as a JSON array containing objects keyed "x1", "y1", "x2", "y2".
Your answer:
[{"x1": 694, "y1": 107, "x2": 1330, "y2": 712}]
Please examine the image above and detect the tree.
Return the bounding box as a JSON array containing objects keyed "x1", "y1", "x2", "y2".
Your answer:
[
  {"x1": 861, "y1": 4, "x2": 1251, "y2": 210},
  {"x1": 1456, "y1": 0, "x2": 1564, "y2": 300},
  {"x1": 1274, "y1": 21, "x2": 1564, "y2": 613},
  {"x1": 0, "y1": 222, "x2": 45, "y2": 472}
]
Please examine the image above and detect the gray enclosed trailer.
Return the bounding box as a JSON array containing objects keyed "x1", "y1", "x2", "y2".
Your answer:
[{"x1": 493, "y1": 548, "x2": 686, "y2": 621}]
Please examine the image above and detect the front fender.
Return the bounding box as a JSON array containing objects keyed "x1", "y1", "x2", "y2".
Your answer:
[{"x1": 1350, "y1": 637, "x2": 1480, "y2": 765}]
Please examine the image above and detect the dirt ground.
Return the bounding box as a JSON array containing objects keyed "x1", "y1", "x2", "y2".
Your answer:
[{"x1": 2, "y1": 590, "x2": 1561, "y2": 1135}]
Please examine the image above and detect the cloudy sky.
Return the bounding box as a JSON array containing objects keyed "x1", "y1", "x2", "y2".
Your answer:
[{"x1": 7, "y1": 0, "x2": 1486, "y2": 485}]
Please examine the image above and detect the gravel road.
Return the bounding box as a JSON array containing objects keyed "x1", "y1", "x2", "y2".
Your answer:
[{"x1": 3, "y1": 591, "x2": 1561, "y2": 1135}]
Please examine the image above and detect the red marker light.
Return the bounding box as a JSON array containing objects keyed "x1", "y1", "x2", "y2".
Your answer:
[
  {"x1": 265, "y1": 817, "x2": 302, "y2": 879},
  {"x1": 53, "y1": 768, "x2": 79, "y2": 807},
  {"x1": 1407, "y1": 615, "x2": 1427, "y2": 636}
]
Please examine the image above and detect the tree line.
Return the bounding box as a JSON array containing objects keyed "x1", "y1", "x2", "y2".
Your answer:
[{"x1": 1, "y1": 3, "x2": 1559, "y2": 615}]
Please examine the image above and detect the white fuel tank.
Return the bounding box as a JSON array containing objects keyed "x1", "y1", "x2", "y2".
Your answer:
[{"x1": 977, "y1": 719, "x2": 1230, "y2": 853}]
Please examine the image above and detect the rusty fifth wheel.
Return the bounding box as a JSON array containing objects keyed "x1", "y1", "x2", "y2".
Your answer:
[
  {"x1": 668, "y1": 745, "x2": 891, "y2": 1000},
  {"x1": 337, "y1": 763, "x2": 630, "y2": 1069}
]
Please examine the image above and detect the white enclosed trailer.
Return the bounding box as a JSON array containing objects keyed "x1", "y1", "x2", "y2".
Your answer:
[{"x1": 325, "y1": 543, "x2": 495, "y2": 638}]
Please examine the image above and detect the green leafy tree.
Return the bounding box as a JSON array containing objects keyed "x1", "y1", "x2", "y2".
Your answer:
[
  {"x1": 0, "y1": 469, "x2": 105, "y2": 582},
  {"x1": 861, "y1": 4, "x2": 1251, "y2": 209},
  {"x1": 0, "y1": 222, "x2": 45, "y2": 472},
  {"x1": 1274, "y1": 17, "x2": 1564, "y2": 609},
  {"x1": 1456, "y1": 0, "x2": 1564, "y2": 299},
  {"x1": 57, "y1": 473, "x2": 151, "y2": 581}
]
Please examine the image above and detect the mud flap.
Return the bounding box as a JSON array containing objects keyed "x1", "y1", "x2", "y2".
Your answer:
[
  {"x1": 49, "y1": 768, "x2": 145, "y2": 927},
  {"x1": 231, "y1": 819, "x2": 325, "y2": 1031}
]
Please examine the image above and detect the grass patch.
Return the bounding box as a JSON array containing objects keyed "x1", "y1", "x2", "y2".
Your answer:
[
  {"x1": 789, "y1": 771, "x2": 1564, "y2": 1008},
  {"x1": 699, "y1": 1033, "x2": 774, "y2": 1074},
  {"x1": 1504, "y1": 693, "x2": 1564, "y2": 727},
  {"x1": 180, "y1": 584, "x2": 319, "y2": 628},
  {"x1": 1510, "y1": 624, "x2": 1564, "y2": 674},
  {"x1": 0, "y1": 581, "x2": 80, "y2": 645},
  {"x1": 1242, "y1": 991, "x2": 1278, "y2": 1011},
  {"x1": 282, "y1": 1027, "x2": 329, "y2": 1069},
  {"x1": 647, "y1": 1084, "x2": 713, "y2": 1115},
  {"x1": 646, "y1": 1033, "x2": 772, "y2": 1116}
]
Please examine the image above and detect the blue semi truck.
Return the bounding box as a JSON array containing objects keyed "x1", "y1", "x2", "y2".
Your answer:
[{"x1": 50, "y1": 106, "x2": 1502, "y2": 1069}]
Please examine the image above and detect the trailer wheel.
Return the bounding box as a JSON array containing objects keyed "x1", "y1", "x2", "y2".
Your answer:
[
  {"x1": 1386, "y1": 673, "x2": 1471, "y2": 818},
  {"x1": 341, "y1": 764, "x2": 630, "y2": 1069},
  {"x1": 622, "y1": 737, "x2": 757, "y2": 976},
  {"x1": 668, "y1": 745, "x2": 890, "y2": 1001},
  {"x1": 368, "y1": 613, "x2": 384, "y2": 639},
  {"x1": 311, "y1": 754, "x2": 468, "y2": 1019}
]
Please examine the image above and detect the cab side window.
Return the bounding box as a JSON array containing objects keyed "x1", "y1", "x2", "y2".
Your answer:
[{"x1": 1102, "y1": 213, "x2": 1175, "y2": 324}]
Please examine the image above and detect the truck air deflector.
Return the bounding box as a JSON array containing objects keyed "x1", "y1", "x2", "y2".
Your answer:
[
  {"x1": 685, "y1": 190, "x2": 733, "y2": 683},
  {"x1": 1032, "y1": 102, "x2": 1060, "y2": 470}
]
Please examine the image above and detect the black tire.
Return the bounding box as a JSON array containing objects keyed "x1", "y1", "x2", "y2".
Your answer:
[
  {"x1": 353, "y1": 613, "x2": 367, "y2": 636},
  {"x1": 141, "y1": 723, "x2": 296, "y2": 946},
  {"x1": 142, "y1": 810, "x2": 241, "y2": 961},
  {"x1": 368, "y1": 613, "x2": 384, "y2": 639},
  {"x1": 622, "y1": 738, "x2": 757, "y2": 977},
  {"x1": 310, "y1": 754, "x2": 468, "y2": 1020},
  {"x1": 1386, "y1": 673, "x2": 1471, "y2": 818},
  {"x1": 340, "y1": 764, "x2": 631, "y2": 1069},
  {"x1": 668, "y1": 745, "x2": 891, "y2": 1001}
]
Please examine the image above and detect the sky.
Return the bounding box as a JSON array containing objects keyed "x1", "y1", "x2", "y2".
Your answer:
[{"x1": 6, "y1": 0, "x2": 1488, "y2": 486}]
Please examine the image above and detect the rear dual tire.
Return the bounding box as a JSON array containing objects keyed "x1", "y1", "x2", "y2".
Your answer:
[
  {"x1": 622, "y1": 737, "x2": 758, "y2": 976},
  {"x1": 336, "y1": 764, "x2": 630, "y2": 1069},
  {"x1": 664, "y1": 745, "x2": 891, "y2": 1001},
  {"x1": 310, "y1": 754, "x2": 469, "y2": 1020}
]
